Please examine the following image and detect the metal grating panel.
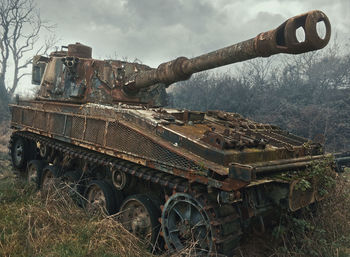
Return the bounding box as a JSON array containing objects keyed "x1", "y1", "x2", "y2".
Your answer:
[
  {"x1": 260, "y1": 131, "x2": 303, "y2": 147},
  {"x1": 49, "y1": 113, "x2": 65, "y2": 135},
  {"x1": 12, "y1": 107, "x2": 21, "y2": 123},
  {"x1": 22, "y1": 109, "x2": 35, "y2": 126},
  {"x1": 33, "y1": 111, "x2": 47, "y2": 131},
  {"x1": 64, "y1": 116, "x2": 73, "y2": 137},
  {"x1": 106, "y1": 121, "x2": 200, "y2": 170},
  {"x1": 85, "y1": 119, "x2": 105, "y2": 145},
  {"x1": 71, "y1": 117, "x2": 85, "y2": 140}
]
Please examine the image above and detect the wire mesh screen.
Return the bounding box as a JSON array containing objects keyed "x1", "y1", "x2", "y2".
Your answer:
[
  {"x1": 85, "y1": 119, "x2": 106, "y2": 145},
  {"x1": 49, "y1": 113, "x2": 65, "y2": 135},
  {"x1": 22, "y1": 109, "x2": 35, "y2": 126},
  {"x1": 11, "y1": 106, "x2": 201, "y2": 171},
  {"x1": 64, "y1": 116, "x2": 72, "y2": 137},
  {"x1": 12, "y1": 107, "x2": 21, "y2": 123},
  {"x1": 105, "y1": 121, "x2": 200, "y2": 170},
  {"x1": 71, "y1": 117, "x2": 85, "y2": 140},
  {"x1": 33, "y1": 111, "x2": 47, "y2": 131}
]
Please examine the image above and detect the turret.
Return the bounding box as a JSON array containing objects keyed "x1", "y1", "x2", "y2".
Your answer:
[{"x1": 33, "y1": 10, "x2": 330, "y2": 106}]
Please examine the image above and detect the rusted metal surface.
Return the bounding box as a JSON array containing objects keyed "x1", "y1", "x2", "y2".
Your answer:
[
  {"x1": 67, "y1": 42, "x2": 92, "y2": 58},
  {"x1": 10, "y1": 131, "x2": 190, "y2": 193},
  {"x1": 334, "y1": 151, "x2": 350, "y2": 172},
  {"x1": 289, "y1": 179, "x2": 316, "y2": 211},
  {"x1": 229, "y1": 155, "x2": 331, "y2": 182},
  {"x1": 10, "y1": 103, "x2": 239, "y2": 190},
  {"x1": 10, "y1": 101, "x2": 324, "y2": 167},
  {"x1": 10, "y1": 97, "x2": 331, "y2": 197},
  {"x1": 34, "y1": 55, "x2": 167, "y2": 106}
]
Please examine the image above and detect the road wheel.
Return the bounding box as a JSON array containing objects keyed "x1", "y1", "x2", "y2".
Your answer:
[
  {"x1": 85, "y1": 180, "x2": 122, "y2": 215},
  {"x1": 11, "y1": 136, "x2": 35, "y2": 172},
  {"x1": 26, "y1": 160, "x2": 47, "y2": 189},
  {"x1": 39, "y1": 165, "x2": 61, "y2": 193},
  {"x1": 119, "y1": 194, "x2": 161, "y2": 249}
]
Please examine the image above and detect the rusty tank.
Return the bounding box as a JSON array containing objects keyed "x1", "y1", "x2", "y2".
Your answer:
[{"x1": 9, "y1": 10, "x2": 333, "y2": 256}]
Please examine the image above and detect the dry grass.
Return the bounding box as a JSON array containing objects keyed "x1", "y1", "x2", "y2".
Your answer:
[{"x1": 0, "y1": 165, "x2": 154, "y2": 257}]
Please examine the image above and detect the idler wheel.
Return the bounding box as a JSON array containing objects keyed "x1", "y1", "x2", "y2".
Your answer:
[
  {"x1": 119, "y1": 194, "x2": 161, "y2": 249},
  {"x1": 85, "y1": 180, "x2": 122, "y2": 215},
  {"x1": 161, "y1": 193, "x2": 213, "y2": 255}
]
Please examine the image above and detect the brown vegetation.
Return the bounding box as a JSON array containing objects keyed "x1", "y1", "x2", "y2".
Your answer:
[{"x1": 0, "y1": 166, "x2": 153, "y2": 257}]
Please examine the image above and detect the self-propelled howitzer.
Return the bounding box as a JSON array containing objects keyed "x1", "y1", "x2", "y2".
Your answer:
[{"x1": 10, "y1": 10, "x2": 334, "y2": 256}]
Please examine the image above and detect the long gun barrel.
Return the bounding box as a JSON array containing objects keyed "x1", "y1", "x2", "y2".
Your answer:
[{"x1": 123, "y1": 10, "x2": 330, "y2": 94}]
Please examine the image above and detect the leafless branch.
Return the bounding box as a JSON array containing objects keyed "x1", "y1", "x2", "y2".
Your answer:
[{"x1": 0, "y1": 0, "x2": 56, "y2": 97}]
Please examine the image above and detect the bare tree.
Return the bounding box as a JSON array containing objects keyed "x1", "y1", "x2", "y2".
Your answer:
[{"x1": 0, "y1": 0, "x2": 55, "y2": 119}]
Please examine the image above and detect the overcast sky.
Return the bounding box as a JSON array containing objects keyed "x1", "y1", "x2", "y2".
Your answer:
[
  {"x1": 15, "y1": 0, "x2": 350, "y2": 94},
  {"x1": 35, "y1": 0, "x2": 349, "y2": 65}
]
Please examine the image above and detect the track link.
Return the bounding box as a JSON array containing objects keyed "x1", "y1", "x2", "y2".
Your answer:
[
  {"x1": 195, "y1": 191, "x2": 242, "y2": 256},
  {"x1": 11, "y1": 131, "x2": 189, "y2": 191}
]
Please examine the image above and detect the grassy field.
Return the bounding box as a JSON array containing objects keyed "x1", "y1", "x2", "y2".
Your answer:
[
  {"x1": 1, "y1": 127, "x2": 350, "y2": 257},
  {"x1": 0, "y1": 159, "x2": 154, "y2": 257}
]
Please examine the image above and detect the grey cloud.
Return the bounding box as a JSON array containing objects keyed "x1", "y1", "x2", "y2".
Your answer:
[
  {"x1": 124, "y1": 0, "x2": 220, "y2": 33},
  {"x1": 35, "y1": 0, "x2": 349, "y2": 67}
]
